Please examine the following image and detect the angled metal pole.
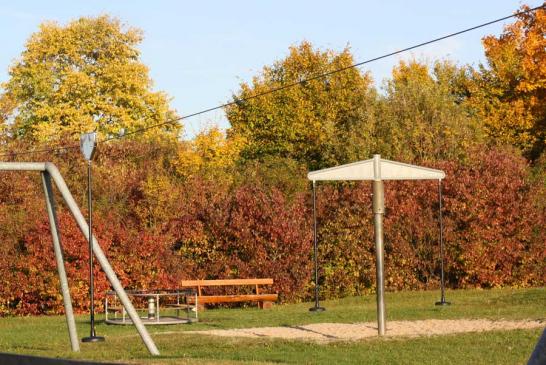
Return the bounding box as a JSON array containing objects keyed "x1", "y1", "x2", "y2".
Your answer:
[
  {"x1": 372, "y1": 154, "x2": 386, "y2": 335},
  {"x1": 309, "y1": 180, "x2": 325, "y2": 312},
  {"x1": 435, "y1": 179, "x2": 450, "y2": 306},
  {"x1": 41, "y1": 172, "x2": 80, "y2": 352}
]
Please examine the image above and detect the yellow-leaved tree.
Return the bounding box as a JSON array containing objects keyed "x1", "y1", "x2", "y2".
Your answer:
[
  {"x1": 0, "y1": 15, "x2": 180, "y2": 143},
  {"x1": 468, "y1": 4, "x2": 545, "y2": 160},
  {"x1": 376, "y1": 60, "x2": 483, "y2": 162},
  {"x1": 175, "y1": 127, "x2": 245, "y2": 180}
]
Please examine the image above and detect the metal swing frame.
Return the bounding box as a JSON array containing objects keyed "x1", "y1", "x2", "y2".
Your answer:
[{"x1": 0, "y1": 162, "x2": 159, "y2": 355}]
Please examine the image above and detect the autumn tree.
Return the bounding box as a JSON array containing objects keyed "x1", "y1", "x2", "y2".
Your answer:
[
  {"x1": 226, "y1": 41, "x2": 378, "y2": 170},
  {"x1": 375, "y1": 60, "x2": 483, "y2": 162},
  {"x1": 175, "y1": 127, "x2": 245, "y2": 180},
  {"x1": 0, "y1": 15, "x2": 179, "y2": 143},
  {"x1": 467, "y1": 4, "x2": 545, "y2": 160}
]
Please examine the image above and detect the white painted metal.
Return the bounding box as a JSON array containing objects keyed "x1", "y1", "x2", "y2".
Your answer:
[{"x1": 308, "y1": 157, "x2": 445, "y2": 181}]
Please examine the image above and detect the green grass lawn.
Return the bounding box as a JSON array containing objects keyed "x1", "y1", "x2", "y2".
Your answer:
[{"x1": 0, "y1": 287, "x2": 544, "y2": 364}]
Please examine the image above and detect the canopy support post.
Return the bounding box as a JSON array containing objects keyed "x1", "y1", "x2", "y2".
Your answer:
[{"x1": 372, "y1": 155, "x2": 386, "y2": 335}]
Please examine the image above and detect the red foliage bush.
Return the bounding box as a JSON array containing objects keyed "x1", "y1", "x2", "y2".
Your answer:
[
  {"x1": 165, "y1": 178, "x2": 313, "y2": 302},
  {"x1": 441, "y1": 148, "x2": 545, "y2": 287},
  {"x1": 314, "y1": 147, "x2": 544, "y2": 298},
  {"x1": 0, "y1": 142, "x2": 543, "y2": 315},
  {"x1": 2, "y1": 210, "x2": 180, "y2": 315}
]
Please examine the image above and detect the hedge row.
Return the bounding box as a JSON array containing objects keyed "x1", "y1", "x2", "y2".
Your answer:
[{"x1": 0, "y1": 143, "x2": 543, "y2": 315}]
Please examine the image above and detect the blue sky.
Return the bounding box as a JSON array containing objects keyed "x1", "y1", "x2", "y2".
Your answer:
[{"x1": 0, "y1": 1, "x2": 541, "y2": 138}]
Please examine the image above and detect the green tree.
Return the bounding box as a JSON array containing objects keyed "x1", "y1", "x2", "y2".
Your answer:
[
  {"x1": 226, "y1": 41, "x2": 378, "y2": 170},
  {"x1": 376, "y1": 60, "x2": 482, "y2": 162},
  {"x1": 0, "y1": 15, "x2": 179, "y2": 143}
]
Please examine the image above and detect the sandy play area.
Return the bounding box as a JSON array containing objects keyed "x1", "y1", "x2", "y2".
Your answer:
[{"x1": 192, "y1": 319, "x2": 545, "y2": 343}]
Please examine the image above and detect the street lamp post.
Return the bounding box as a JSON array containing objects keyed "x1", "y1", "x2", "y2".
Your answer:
[{"x1": 80, "y1": 132, "x2": 105, "y2": 343}]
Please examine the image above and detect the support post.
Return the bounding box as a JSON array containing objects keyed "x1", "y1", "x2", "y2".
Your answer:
[
  {"x1": 372, "y1": 155, "x2": 386, "y2": 336},
  {"x1": 41, "y1": 172, "x2": 80, "y2": 352},
  {"x1": 309, "y1": 180, "x2": 325, "y2": 312}
]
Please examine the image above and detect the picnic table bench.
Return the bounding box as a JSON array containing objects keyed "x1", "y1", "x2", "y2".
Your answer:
[{"x1": 180, "y1": 278, "x2": 278, "y2": 310}]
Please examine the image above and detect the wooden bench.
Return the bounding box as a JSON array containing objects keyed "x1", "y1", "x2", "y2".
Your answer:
[{"x1": 180, "y1": 278, "x2": 278, "y2": 310}]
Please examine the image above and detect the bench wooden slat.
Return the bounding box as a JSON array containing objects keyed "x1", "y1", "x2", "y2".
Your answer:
[
  {"x1": 181, "y1": 278, "x2": 273, "y2": 286},
  {"x1": 187, "y1": 294, "x2": 278, "y2": 304}
]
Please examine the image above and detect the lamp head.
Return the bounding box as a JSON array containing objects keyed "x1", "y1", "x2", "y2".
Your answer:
[{"x1": 80, "y1": 132, "x2": 97, "y2": 161}]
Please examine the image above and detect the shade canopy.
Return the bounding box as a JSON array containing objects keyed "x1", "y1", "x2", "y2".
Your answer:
[
  {"x1": 306, "y1": 154, "x2": 448, "y2": 335},
  {"x1": 307, "y1": 157, "x2": 445, "y2": 181}
]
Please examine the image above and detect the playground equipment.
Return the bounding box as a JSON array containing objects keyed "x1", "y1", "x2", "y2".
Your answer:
[
  {"x1": 308, "y1": 154, "x2": 447, "y2": 335},
  {"x1": 105, "y1": 289, "x2": 198, "y2": 325},
  {"x1": 0, "y1": 162, "x2": 159, "y2": 355}
]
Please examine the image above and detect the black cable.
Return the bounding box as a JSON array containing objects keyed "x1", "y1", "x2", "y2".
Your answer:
[
  {"x1": 1, "y1": 3, "x2": 543, "y2": 158},
  {"x1": 103, "y1": 4, "x2": 544, "y2": 142}
]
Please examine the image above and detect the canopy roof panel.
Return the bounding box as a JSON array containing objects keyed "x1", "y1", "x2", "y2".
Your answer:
[{"x1": 308, "y1": 156, "x2": 445, "y2": 181}]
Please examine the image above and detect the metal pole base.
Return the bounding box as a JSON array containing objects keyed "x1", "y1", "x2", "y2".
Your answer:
[
  {"x1": 435, "y1": 300, "x2": 451, "y2": 306},
  {"x1": 81, "y1": 336, "x2": 105, "y2": 343},
  {"x1": 309, "y1": 306, "x2": 326, "y2": 312}
]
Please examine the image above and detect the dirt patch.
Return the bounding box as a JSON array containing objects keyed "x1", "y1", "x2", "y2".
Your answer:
[{"x1": 192, "y1": 319, "x2": 545, "y2": 343}]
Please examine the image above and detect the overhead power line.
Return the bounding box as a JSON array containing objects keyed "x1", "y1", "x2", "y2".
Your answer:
[{"x1": 1, "y1": 4, "x2": 544, "y2": 159}]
